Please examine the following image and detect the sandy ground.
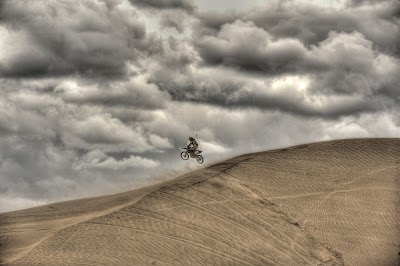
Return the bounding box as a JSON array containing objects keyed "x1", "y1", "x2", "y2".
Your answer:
[{"x1": 0, "y1": 138, "x2": 399, "y2": 265}]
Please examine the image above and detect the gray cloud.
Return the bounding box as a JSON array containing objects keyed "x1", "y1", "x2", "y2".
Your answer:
[
  {"x1": 195, "y1": 0, "x2": 400, "y2": 56},
  {"x1": 147, "y1": 24, "x2": 396, "y2": 118},
  {"x1": 129, "y1": 0, "x2": 195, "y2": 13},
  {"x1": 194, "y1": 10, "x2": 243, "y2": 36},
  {"x1": 0, "y1": 137, "x2": 78, "y2": 198},
  {"x1": 149, "y1": 63, "x2": 388, "y2": 118},
  {"x1": 0, "y1": 87, "x2": 172, "y2": 212},
  {"x1": 56, "y1": 78, "x2": 171, "y2": 109},
  {"x1": 74, "y1": 149, "x2": 159, "y2": 170},
  {"x1": 194, "y1": 20, "x2": 323, "y2": 74},
  {"x1": 0, "y1": 134, "x2": 164, "y2": 213},
  {"x1": 9, "y1": 89, "x2": 167, "y2": 153},
  {"x1": 159, "y1": 11, "x2": 186, "y2": 33},
  {"x1": 0, "y1": 0, "x2": 148, "y2": 78},
  {"x1": 347, "y1": 0, "x2": 393, "y2": 6},
  {"x1": 164, "y1": 2, "x2": 399, "y2": 115}
]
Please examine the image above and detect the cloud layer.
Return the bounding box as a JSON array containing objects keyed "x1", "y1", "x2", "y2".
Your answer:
[{"x1": 0, "y1": 0, "x2": 150, "y2": 77}]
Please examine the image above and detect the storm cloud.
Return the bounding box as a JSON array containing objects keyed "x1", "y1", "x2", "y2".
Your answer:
[
  {"x1": 129, "y1": 0, "x2": 196, "y2": 13},
  {"x1": 0, "y1": 0, "x2": 149, "y2": 78},
  {"x1": 0, "y1": 0, "x2": 399, "y2": 212},
  {"x1": 195, "y1": 0, "x2": 400, "y2": 55}
]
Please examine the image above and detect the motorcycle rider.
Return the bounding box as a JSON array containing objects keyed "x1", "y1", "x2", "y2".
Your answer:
[{"x1": 187, "y1": 137, "x2": 198, "y2": 151}]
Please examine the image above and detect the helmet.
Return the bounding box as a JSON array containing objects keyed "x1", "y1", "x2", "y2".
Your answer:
[{"x1": 189, "y1": 137, "x2": 194, "y2": 141}]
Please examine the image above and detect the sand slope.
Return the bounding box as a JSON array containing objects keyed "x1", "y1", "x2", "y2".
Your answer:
[{"x1": 1, "y1": 139, "x2": 399, "y2": 265}]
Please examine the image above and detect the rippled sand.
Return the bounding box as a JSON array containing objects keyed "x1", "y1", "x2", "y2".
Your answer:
[{"x1": 1, "y1": 139, "x2": 399, "y2": 265}]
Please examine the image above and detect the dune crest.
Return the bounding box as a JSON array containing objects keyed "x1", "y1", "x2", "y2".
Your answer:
[{"x1": 1, "y1": 139, "x2": 399, "y2": 265}]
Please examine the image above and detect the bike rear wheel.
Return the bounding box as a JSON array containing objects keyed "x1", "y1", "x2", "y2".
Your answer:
[{"x1": 181, "y1": 151, "x2": 189, "y2": 160}]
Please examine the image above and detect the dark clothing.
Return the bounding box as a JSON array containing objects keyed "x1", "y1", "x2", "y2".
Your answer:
[{"x1": 187, "y1": 139, "x2": 198, "y2": 151}]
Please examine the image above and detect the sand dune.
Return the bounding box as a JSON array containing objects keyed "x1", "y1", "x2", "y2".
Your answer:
[{"x1": 1, "y1": 139, "x2": 399, "y2": 265}]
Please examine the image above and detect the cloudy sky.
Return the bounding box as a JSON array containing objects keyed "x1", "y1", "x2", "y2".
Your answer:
[{"x1": 0, "y1": 0, "x2": 399, "y2": 212}]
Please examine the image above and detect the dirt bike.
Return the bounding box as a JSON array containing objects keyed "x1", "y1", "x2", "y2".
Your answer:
[{"x1": 181, "y1": 147, "x2": 204, "y2": 164}]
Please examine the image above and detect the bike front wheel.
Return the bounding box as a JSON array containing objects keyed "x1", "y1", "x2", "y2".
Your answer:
[{"x1": 196, "y1": 155, "x2": 204, "y2": 164}]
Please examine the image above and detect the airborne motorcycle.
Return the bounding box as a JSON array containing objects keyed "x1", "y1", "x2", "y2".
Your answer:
[{"x1": 181, "y1": 147, "x2": 204, "y2": 164}]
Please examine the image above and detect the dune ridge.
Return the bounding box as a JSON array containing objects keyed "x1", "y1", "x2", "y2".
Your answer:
[{"x1": 1, "y1": 138, "x2": 399, "y2": 265}]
